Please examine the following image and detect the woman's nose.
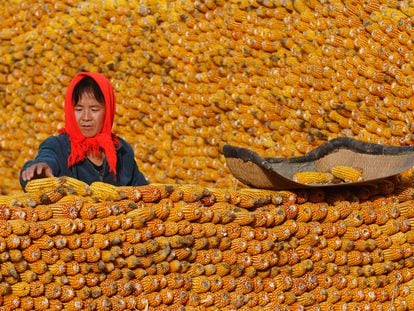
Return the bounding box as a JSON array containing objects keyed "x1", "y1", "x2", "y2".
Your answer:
[{"x1": 82, "y1": 110, "x2": 92, "y2": 120}]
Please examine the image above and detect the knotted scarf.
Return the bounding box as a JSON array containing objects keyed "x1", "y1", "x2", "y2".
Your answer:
[{"x1": 59, "y1": 72, "x2": 118, "y2": 175}]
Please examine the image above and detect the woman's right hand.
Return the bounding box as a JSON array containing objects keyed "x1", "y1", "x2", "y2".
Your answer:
[{"x1": 21, "y1": 162, "x2": 53, "y2": 182}]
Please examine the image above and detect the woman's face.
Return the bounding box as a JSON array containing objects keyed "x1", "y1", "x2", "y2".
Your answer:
[{"x1": 74, "y1": 91, "x2": 105, "y2": 137}]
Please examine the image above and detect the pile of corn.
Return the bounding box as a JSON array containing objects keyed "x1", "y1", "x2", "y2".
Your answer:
[
  {"x1": 0, "y1": 176, "x2": 412, "y2": 309},
  {"x1": 1, "y1": 1, "x2": 414, "y2": 193},
  {"x1": 2, "y1": 1, "x2": 414, "y2": 307}
]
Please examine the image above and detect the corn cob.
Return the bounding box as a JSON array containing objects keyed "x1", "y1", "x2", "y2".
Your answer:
[
  {"x1": 292, "y1": 171, "x2": 334, "y2": 184},
  {"x1": 5, "y1": 193, "x2": 39, "y2": 208},
  {"x1": 59, "y1": 176, "x2": 91, "y2": 196},
  {"x1": 8, "y1": 219, "x2": 30, "y2": 235},
  {"x1": 24, "y1": 177, "x2": 62, "y2": 194},
  {"x1": 117, "y1": 186, "x2": 142, "y2": 202},
  {"x1": 10, "y1": 282, "x2": 30, "y2": 297},
  {"x1": 331, "y1": 165, "x2": 364, "y2": 182},
  {"x1": 49, "y1": 197, "x2": 81, "y2": 219},
  {"x1": 39, "y1": 189, "x2": 65, "y2": 204},
  {"x1": 90, "y1": 181, "x2": 121, "y2": 201},
  {"x1": 137, "y1": 185, "x2": 162, "y2": 203}
]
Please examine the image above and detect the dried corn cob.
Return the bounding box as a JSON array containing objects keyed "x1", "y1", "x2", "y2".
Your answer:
[
  {"x1": 331, "y1": 165, "x2": 364, "y2": 182},
  {"x1": 24, "y1": 177, "x2": 62, "y2": 194},
  {"x1": 90, "y1": 181, "x2": 121, "y2": 201},
  {"x1": 59, "y1": 176, "x2": 91, "y2": 196},
  {"x1": 293, "y1": 171, "x2": 335, "y2": 184}
]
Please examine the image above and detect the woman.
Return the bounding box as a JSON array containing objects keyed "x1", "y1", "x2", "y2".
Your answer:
[{"x1": 20, "y1": 72, "x2": 148, "y2": 190}]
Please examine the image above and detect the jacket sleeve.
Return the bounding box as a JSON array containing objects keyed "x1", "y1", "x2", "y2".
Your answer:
[
  {"x1": 130, "y1": 160, "x2": 149, "y2": 186},
  {"x1": 20, "y1": 136, "x2": 65, "y2": 190},
  {"x1": 117, "y1": 138, "x2": 148, "y2": 186}
]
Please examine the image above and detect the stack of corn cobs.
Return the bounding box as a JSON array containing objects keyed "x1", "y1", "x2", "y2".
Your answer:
[
  {"x1": 3, "y1": 0, "x2": 414, "y2": 193},
  {"x1": 0, "y1": 176, "x2": 414, "y2": 310}
]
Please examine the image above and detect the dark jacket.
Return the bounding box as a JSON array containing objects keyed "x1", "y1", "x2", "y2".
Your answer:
[{"x1": 20, "y1": 133, "x2": 148, "y2": 190}]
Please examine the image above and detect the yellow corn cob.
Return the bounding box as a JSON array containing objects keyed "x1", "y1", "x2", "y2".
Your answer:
[
  {"x1": 137, "y1": 185, "x2": 162, "y2": 203},
  {"x1": 127, "y1": 206, "x2": 156, "y2": 223},
  {"x1": 49, "y1": 198, "x2": 81, "y2": 219},
  {"x1": 24, "y1": 177, "x2": 62, "y2": 194},
  {"x1": 8, "y1": 219, "x2": 30, "y2": 235},
  {"x1": 117, "y1": 186, "x2": 142, "y2": 201},
  {"x1": 20, "y1": 270, "x2": 37, "y2": 283},
  {"x1": 10, "y1": 282, "x2": 30, "y2": 297},
  {"x1": 236, "y1": 189, "x2": 273, "y2": 209},
  {"x1": 0, "y1": 195, "x2": 11, "y2": 205},
  {"x1": 191, "y1": 276, "x2": 211, "y2": 293},
  {"x1": 90, "y1": 181, "x2": 121, "y2": 201},
  {"x1": 293, "y1": 171, "x2": 334, "y2": 184},
  {"x1": 59, "y1": 176, "x2": 91, "y2": 196},
  {"x1": 331, "y1": 165, "x2": 363, "y2": 182},
  {"x1": 232, "y1": 207, "x2": 256, "y2": 226},
  {"x1": 1, "y1": 261, "x2": 18, "y2": 279},
  {"x1": 42, "y1": 189, "x2": 66, "y2": 204},
  {"x1": 6, "y1": 193, "x2": 38, "y2": 207}
]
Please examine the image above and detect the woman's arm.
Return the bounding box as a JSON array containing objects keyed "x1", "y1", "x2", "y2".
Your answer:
[{"x1": 20, "y1": 136, "x2": 64, "y2": 190}]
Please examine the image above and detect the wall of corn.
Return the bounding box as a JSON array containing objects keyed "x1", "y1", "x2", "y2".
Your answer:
[
  {"x1": 2, "y1": 0, "x2": 414, "y2": 309},
  {"x1": 1, "y1": 0, "x2": 414, "y2": 193},
  {"x1": 0, "y1": 176, "x2": 411, "y2": 310}
]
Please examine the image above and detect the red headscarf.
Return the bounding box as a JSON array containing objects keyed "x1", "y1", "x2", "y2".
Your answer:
[{"x1": 60, "y1": 72, "x2": 118, "y2": 175}]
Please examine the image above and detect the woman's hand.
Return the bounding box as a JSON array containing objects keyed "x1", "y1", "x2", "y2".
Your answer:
[{"x1": 21, "y1": 162, "x2": 53, "y2": 181}]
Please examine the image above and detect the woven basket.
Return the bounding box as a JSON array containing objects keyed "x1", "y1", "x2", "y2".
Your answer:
[{"x1": 223, "y1": 137, "x2": 414, "y2": 190}]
